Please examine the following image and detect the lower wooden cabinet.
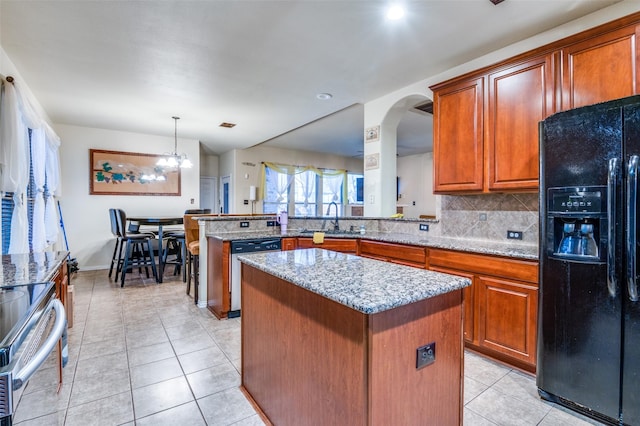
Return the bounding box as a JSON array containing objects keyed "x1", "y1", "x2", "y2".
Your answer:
[
  {"x1": 297, "y1": 237, "x2": 358, "y2": 253},
  {"x1": 429, "y1": 248, "x2": 539, "y2": 372},
  {"x1": 281, "y1": 237, "x2": 297, "y2": 251}
]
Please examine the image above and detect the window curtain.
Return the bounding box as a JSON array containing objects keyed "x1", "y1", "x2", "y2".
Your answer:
[
  {"x1": 44, "y1": 128, "x2": 61, "y2": 246},
  {"x1": 30, "y1": 128, "x2": 47, "y2": 252},
  {"x1": 0, "y1": 78, "x2": 62, "y2": 254},
  {"x1": 0, "y1": 81, "x2": 30, "y2": 254}
]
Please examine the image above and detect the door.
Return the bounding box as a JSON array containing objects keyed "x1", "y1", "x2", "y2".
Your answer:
[
  {"x1": 622, "y1": 101, "x2": 640, "y2": 425},
  {"x1": 200, "y1": 176, "x2": 218, "y2": 213},
  {"x1": 220, "y1": 176, "x2": 230, "y2": 214}
]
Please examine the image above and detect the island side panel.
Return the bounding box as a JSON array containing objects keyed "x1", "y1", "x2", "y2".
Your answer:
[
  {"x1": 368, "y1": 289, "x2": 464, "y2": 426},
  {"x1": 207, "y1": 238, "x2": 230, "y2": 319},
  {"x1": 241, "y1": 265, "x2": 368, "y2": 426}
]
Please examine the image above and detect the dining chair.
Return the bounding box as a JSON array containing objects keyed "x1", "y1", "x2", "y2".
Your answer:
[
  {"x1": 108, "y1": 208, "x2": 123, "y2": 279},
  {"x1": 114, "y1": 209, "x2": 158, "y2": 286}
]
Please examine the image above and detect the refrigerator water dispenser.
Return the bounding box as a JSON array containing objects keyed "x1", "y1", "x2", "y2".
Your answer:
[{"x1": 547, "y1": 187, "x2": 606, "y2": 263}]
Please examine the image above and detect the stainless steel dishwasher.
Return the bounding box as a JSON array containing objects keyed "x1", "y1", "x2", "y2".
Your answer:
[{"x1": 229, "y1": 238, "x2": 282, "y2": 318}]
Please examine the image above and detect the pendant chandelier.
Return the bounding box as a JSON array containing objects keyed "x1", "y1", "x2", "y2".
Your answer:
[{"x1": 156, "y1": 116, "x2": 193, "y2": 170}]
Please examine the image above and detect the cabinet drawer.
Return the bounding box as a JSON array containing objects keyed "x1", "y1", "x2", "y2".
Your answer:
[
  {"x1": 359, "y1": 240, "x2": 427, "y2": 268},
  {"x1": 297, "y1": 238, "x2": 358, "y2": 253},
  {"x1": 429, "y1": 248, "x2": 538, "y2": 284}
]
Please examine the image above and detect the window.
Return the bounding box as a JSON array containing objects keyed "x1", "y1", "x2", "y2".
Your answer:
[
  {"x1": 262, "y1": 163, "x2": 351, "y2": 217},
  {"x1": 347, "y1": 173, "x2": 364, "y2": 204}
]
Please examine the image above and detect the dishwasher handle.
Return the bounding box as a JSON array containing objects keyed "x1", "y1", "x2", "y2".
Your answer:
[{"x1": 12, "y1": 298, "x2": 66, "y2": 390}]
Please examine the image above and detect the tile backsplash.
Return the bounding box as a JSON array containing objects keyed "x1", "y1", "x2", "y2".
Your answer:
[{"x1": 438, "y1": 193, "x2": 539, "y2": 245}]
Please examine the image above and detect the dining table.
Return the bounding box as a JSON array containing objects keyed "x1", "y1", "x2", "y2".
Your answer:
[{"x1": 127, "y1": 216, "x2": 183, "y2": 283}]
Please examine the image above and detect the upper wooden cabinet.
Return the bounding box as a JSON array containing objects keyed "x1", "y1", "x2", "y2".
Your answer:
[
  {"x1": 432, "y1": 16, "x2": 640, "y2": 194},
  {"x1": 562, "y1": 25, "x2": 639, "y2": 110},
  {"x1": 433, "y1": 77, "x2": 484, "y2": 193},
  {"x1": 487, "y1": 55, "x2": 555, "y2": 191}
]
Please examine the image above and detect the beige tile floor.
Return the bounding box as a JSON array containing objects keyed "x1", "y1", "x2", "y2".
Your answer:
[{"x1": 13, "y1": 269, "x2": 606, "y2": 426}]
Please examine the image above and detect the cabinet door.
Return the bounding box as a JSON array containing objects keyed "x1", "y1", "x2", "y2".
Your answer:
[
  {"x1": 430, "y1": 266, "x2": 476, "y2": 344},
  {"x1": 281, "y1": 238, "x2": 297, "y2": 251},
  {"x1": 562, "y1": 25, "x2": 639, "y2": 110},
  {"x1": 433, "y1": 77, "x2": 484, "y2": 193},
  {"x1": 477, "y1": 276, "x2": 538, "y2": 367},
  {"x1": 487, "y1": 55, "x2": 555, "y2": 190}
]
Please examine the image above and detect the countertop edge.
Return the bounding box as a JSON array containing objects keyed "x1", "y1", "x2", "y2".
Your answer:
[{"x1": 239, "y1": 249, "x2": 471, "y2": 315}]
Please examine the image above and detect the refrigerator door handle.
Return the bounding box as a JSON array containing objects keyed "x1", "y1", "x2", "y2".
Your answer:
[
  {"x1": 608, "y1": 158, "x2": 619, "y2": 297},
  {"x1": 627, "y1": 155, "x2": 639, "y2": 302}
]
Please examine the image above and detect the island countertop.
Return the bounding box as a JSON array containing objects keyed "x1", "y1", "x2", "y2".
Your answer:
[
  {"x1": 238, "y1": 248, "x2": 471, "y2": 314},
  {"x1": 0, "y1": 251, "x2": 69, "y2": 286}
]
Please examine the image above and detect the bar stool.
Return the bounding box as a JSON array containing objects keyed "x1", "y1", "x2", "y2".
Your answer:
[{"x1": 114, "y1": 209, "x2": 158, "y2": 287}]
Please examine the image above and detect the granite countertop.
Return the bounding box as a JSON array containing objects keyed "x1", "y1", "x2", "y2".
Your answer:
[
  {"x1": 238, "y1": 248, "x2": 471, "y2": 314},
  {"x1": 0, "y1": 251, "x2": 69, "y2": 286},
  {"x1": 208, "y1": 230, "x2": 538, "y2": 260}
]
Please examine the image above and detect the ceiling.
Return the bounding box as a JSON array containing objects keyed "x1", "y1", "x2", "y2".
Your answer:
[{"x1": 0, "y1": 0, "x2": 623, "y2": 158}]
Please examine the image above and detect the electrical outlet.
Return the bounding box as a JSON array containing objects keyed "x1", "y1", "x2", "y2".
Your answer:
[
  {"x1": 240, "y1": 221, "x2": 250, "y2": 228},
  {"x1": 243, "y1": 200, "x2": 249, "y2": 205},
  {"x1": 419, "y1": 224, "x2": 429, "y2": 231},
  {"x1": 266, "y1": 221, "x2": 276, "y2": 227},
  {"x1": 507, "y1": 230, "x2": 523, "y2": 240},
  {"x1": 416, "y1": 342, "x2": 436, "y2": 369}
]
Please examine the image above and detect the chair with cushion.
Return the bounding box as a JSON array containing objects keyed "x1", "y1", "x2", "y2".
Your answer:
[
  {"x1": 165, "y1": 209, "x2": 211, "y2": 283},
  {"x1": 114, "y1": 209, "x2": 158, "y2": 286},
  {"x1": 184, "y1": 212, "x2": 209, "y2": 304}
]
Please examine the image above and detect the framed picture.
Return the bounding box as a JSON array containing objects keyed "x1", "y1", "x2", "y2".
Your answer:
[
  {"x1": 364, "y1": 153, "x2": 380, "y2": 170},
  {"x1": 89, "y1": 149, "x2": 181, "y2": 196},
  {"x1": 365, "y1": 125, "x2": 380, "y2": 143}
]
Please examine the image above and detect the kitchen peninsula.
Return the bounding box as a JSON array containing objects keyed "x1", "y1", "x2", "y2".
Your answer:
[{"x1": 238, "y1": 248, "x2": 470, "y2": 425}]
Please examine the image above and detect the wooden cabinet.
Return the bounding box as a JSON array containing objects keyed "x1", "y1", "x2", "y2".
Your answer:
[
  {"x1": 430, "y1": 266, "x2": 475, "y2": 343},
  {"x1": 562, "y1": 25, "x2": 640, "y2": 110},
  {"x1": 281, "y1": 237, "x2": 297, "y2": 251},
  {"x1": 487, "y1": 54, "x2": 555, "y2": 191},
  {"x1": 207, "y1": 238, "x2": 231, "y2": 319},
  {"x1": 359, "y1": 240, "x2": 427, "y2": 268},
  {"x1": 433, "y1": 77, "x2": 484, "y2": 193},
  {"x1": 429, "y1": 248, "x2": 538, "y2": 372},
  {"x1": 432, "y1": 17, "x2": 640, "y2": 194},
  {"x1": 297, "y1": 237, "x2": 358, "y2": 253}
]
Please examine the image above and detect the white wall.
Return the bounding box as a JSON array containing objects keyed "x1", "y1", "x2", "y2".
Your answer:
[
  {"x1": 55, "y1": 124, "x2": 200, "y2": 270},
  {"x1": 397, "y1": 153, "x2": 436, "y2": 218},
  {"x1": 229, "y1": 145, "x2": 364, "y2": 215}
]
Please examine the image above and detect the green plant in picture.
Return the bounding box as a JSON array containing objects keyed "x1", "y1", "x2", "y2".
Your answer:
[{"x1": 94, "y1": 161, "x2": 155, "y2": 184}]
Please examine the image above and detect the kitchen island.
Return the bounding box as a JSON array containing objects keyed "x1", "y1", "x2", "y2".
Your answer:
[{"x1": 239, "y1": 248, "x2": 471, "y2": 426}]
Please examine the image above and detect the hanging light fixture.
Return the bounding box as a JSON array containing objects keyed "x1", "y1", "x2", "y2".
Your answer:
[{"x1": 156, "y1": 116, "x2": 193, "y2": 170}]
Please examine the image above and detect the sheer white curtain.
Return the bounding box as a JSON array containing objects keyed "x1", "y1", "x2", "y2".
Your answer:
[
  {"x1": 44, "y1": 127, "x2": 61, "y2": 246},
  {"x1": 30, "y1": 127, "x2": 47, "y2": 252},
  {"x1": 0, "y1": 82, "x2": 30, "y2": 254},
  {"x1": 0, "y1": 79, "x2": 62, "y2": 254}
]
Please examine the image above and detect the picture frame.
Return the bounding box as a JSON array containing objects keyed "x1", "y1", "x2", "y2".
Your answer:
[
  {"x1": 365, "y1": 125, "x2": 380, "y2": 143},
  {"x1": 89, "y1": 149, "x2": 181, "y2": 196},
  {"x1": 364, "y1": 153, "x2": 380, "y2": 170}
]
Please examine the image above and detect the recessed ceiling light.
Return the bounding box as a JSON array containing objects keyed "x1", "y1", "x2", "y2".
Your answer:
[
  {"x1": 386, "y1": 4, "x2": 405, "y2": 20},
  {"x1": 219, "y1": 122, "x2": 236, "y2": 128},
  {"x1": 316, "y1": 93, "x2": 333, "y2": 100}
]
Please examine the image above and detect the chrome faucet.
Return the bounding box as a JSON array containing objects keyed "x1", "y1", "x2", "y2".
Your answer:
[{"x1": 327, "y1": 201, "x2": 339, "y2": 231}]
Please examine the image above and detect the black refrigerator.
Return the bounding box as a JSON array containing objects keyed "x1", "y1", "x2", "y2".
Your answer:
[{"x1": 538, "y1": 95, "x2": 640, "y2": 426}]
